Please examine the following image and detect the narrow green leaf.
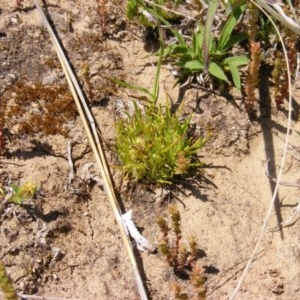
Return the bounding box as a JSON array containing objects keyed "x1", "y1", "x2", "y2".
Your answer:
[
  {"x1": 152, "y1": 25, "x2": 164, "y2": 103},
  {"x1": 225, "y1": 0, "x2": 247, "y2": 14},
  {"x1": 193, "y1": 26, "x2": 204, "y2": 57},
  {"x1": 228, "y1": 64, "x2": 241, "y2": 90},
  {"x1": 107, "y1": 77, "x2": 156, "y2": 100},
  {"x1": 218, "y1": 4, "x2": 246, "y2": 51},
  {"x1": 203, "y1": 0, "x2": 218, "y2": 72}
]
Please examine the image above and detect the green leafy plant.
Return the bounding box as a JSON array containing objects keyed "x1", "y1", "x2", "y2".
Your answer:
[
  {"x1": 126, "y1": 0, "x2": 300, "y2": 107},
  {"x1": 8, "y1": 181, "x2": 37, "y2": 205},
  {"x1": 114, "y1": 19, "x2": 208, "y2": 185},
  {"x1": 116, "y1": 102, "x2": 208, "y2": 184},
  {"x1": 126, "y1": 1, "x2": 250, "y2": 91},
  {"x1": 0, "y1": 261, "x2": 18, "y2": 300},
  {"x1": 164, "y1": 5, "x2": 249, "y2": 90}
]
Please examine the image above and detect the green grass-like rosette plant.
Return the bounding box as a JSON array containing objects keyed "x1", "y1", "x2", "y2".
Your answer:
[{"x1": 116, "y1": 103, "x2": 208, "y2": 184}]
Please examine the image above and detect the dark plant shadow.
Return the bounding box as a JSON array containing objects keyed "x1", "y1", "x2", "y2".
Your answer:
[
  {"x1": 257, "y1": 66, "x2": 284, "y2": 239},
  {"x1": 173, "y1": 164, "x2": 230, "y2": 203},
  {"x1": 207, "y1": 249, "x2": 266, "y2": 296},
  {"x1": 7, "y1": 140, "x2": 67, "y2": 160},
  {"x1": 204, "y1": 265, "x2": 220, "y2": 275},
  {"x1": 132, "y1": 245, "x2": 153, "y2": 299},
  {"x1": 170, "y1": 84, "x2": 241, "y2": 114}
]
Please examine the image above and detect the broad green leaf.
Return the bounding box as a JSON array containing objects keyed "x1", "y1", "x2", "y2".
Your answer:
[
  {"x1": 178, "y1": 54, "x2": 196, "y2": 64},
  {"x1": 209, "y1": 62, "x2": 229, "y2": 82},
  {"x1": 171, "y1": 45, "x2": 190, "y2": 54},
  {"x1": 223, "y1": 55, "x2": 249, "y2": 66},
  {"x1": 183, "y1": 60, "x2": 204, "y2": 71},
  {"x1": 228, "y1": 64, "x2": 241, "y2": 90}
]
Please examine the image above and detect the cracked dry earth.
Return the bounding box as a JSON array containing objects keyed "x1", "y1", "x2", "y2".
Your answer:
[{"x1": 0, "y1": 1, "x2": 300, "y2": 299}]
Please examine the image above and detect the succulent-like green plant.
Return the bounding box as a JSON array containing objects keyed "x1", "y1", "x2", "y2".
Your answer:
[
  {"x1": 157, "y1": 205, "x2": 206, "y2": 298},
  {"x1": 9, "y1": 181, "x2": 37, "y2": 205},
  {"x1": 116, "y1": 102, "x2": 208, "y2": 184}
]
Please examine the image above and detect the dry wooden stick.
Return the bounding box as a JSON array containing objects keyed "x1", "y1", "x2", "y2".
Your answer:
[
  {"x1": 0, "y1": 292, "x2": 80, "y2": 300},
  {"x1": 32, "y1": 1, "x2": 148, "y2": 299}
]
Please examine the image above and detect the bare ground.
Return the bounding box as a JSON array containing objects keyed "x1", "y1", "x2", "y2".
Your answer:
[{"x1": 0, "y1": 1, "x2": 300, "y2": 299}]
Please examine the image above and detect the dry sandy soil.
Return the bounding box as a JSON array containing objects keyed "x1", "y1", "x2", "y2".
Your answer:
[{"x1": 0, "y1": 1, "x2": 300, "y2": 299}]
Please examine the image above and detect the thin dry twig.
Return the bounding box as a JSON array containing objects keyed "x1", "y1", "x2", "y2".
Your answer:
[
  {"x1": 18, "y1": 295, "x2": 78, "y2": 300},
  {"x1": 264, "y1": 158, "x2": 300, "y2": 187},
  {"x1": 32, "y1": 1, "x2": 148, "y2": 299},
  {"x1": 287, "y1": 143, "x2": 300, "y2": 162},
  {"x1": 254, "y1": 0, "x2": 300, "y2": 34},
  {"x1": 264, "y1": 159, "x2": 300, "y2": 230},
  {"x1": 269, "y1": 200, "x2": 300, "y2": 231},
  {"x1": 66, "y1": 141, "x2": 75, "y2": 186},
  {"x1": 294, "y1": 52, "x2": 300, "y2": 81}
]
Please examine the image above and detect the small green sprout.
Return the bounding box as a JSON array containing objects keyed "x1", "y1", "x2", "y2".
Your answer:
[{"x1": 9, "y1": 181, "x2": 37, "y2": 205}]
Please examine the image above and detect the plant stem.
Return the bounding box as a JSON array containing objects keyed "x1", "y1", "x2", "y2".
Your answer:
[{"x1": 152, "y1": 23, "x2": 164, "y2": 104}]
